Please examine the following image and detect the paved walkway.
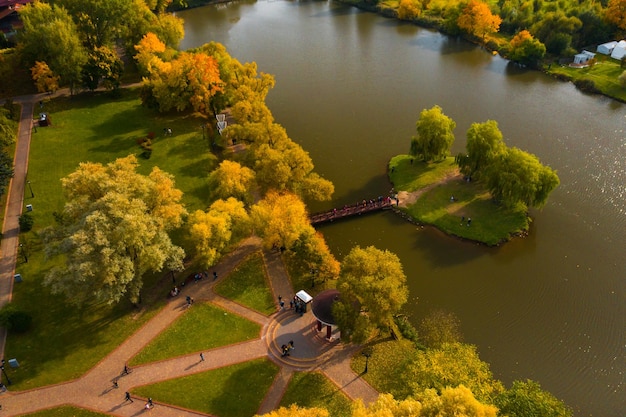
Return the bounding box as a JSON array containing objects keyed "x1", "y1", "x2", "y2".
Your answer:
[{"x1": 0, "y1": 90, "x2": 379, "y2": 415}]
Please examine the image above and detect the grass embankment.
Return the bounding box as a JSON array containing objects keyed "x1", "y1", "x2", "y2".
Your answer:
[
  {"x1": 214, "y1": 251, "x2": 275, "y2": 315},
  {"x1": 133, "y1": 358, "x2": 279, "y2": 417},
  {"x1": 389, "y1": 155, "x2": 529, "y2": 246},
  {"x1": 130, "y1": 302, "x2": 261, "y2": 365},
  {"x1": 279, "y1": 372, "x2": 353, "y2": 416},
  {"x1": 545, "y1": 57, "x2": 626, "y2": 102},
  {"x1": 16, "y1": 406, "x2": 110, "y2": 417},
  {"x1": 6, "y1": 88, "x2": 218, "y2": 389}
]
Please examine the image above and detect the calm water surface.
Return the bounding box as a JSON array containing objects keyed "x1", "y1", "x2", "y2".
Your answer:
[{"x1": 179, "y1": 2, "x2": 625, "y2": 415}]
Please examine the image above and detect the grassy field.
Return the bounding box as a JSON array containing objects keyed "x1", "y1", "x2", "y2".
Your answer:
[
  {"x1": 6, "y1": 88, "x2": 220, "y2": 389},
  {"x1": 130, "y1": 302, "x2": 261, "y2": 365},
  {"x1": 279, "y1": 372, "x2": 353, "y2": 416},
  {"x1": 350, "y1": 338, "x2": 417, "y2": 400},
  {"x1": 546, "y1": 57, "x2": 626, "y2": 102},
  {"x1": 132, "y1": 358, "x2": 279, "y2": 417},
  {"x1": 214, "y1": 252, "x2": 275, "y2": 315},
  {"x1": 389, "y1": 154, "x2": 529, "y2": 246}
]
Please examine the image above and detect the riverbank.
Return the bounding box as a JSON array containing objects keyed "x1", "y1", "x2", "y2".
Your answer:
[
  {"x1": 336, "y1": 0, "x2": 626, "y2": 104},
  {"x1": 388, "y1": 155, "x2": 529, "y2": 246}
]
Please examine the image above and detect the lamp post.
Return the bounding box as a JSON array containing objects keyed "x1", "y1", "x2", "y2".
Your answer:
[
  {"x1": 1, "y1": 360, "x2": 11, "y2": 385},
  {"x1": 361, "y1": 347, "x2": 372, "y2": 374},
  {"x1": 27, "y1": 180, "x2": 34, "y2": 198},
  {"x1": 19, "y1": 243, "x2": 28, "y2": 263}
]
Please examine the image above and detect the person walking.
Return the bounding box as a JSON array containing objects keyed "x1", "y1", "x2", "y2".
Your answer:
[
  {"x1": 124, "y1": 392, "x2": 133, "y2": 403},
  {"x1": 200, "y1": 352, "x2": 205, "y2": 362}
]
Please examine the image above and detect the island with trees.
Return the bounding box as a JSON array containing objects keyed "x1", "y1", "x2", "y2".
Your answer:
[
  {"x1": 0, "y1": 1, "x2": 573, "y2": 416},
  {"x1": 389, "y1": 105, "x2": 559, "y2": 246}
]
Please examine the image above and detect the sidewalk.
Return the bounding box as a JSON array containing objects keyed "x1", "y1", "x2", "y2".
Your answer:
[{"x1": 0, "y1": 89, "x2": 379, "y2": 416}]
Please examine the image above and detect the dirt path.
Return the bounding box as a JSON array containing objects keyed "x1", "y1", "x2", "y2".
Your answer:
[{"x1": 396, "y1": 168, "x2": 462, "y2": 208}]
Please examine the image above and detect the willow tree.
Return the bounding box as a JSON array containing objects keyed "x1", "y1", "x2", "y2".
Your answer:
[
  {"x1": 410, "y1": 105, "x2": 456, "y2": 162},
  {"x1": 42, "y1": 156, "x2": 186, "y2": 305}
]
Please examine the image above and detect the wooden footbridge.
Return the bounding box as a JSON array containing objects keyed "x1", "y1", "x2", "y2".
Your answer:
[{"x1": 309, "y1": 197, "x2": 397, "y2": 225}]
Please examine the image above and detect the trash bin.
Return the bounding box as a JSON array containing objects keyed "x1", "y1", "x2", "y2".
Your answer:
[
  {"x1": 8, "y1": 359, "x2": 18, "y2": 368},
  {"x1": 26, "y1": 204, "x2": 32, "y2": 212}
]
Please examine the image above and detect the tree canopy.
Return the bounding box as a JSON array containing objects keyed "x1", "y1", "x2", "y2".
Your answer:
[
  {"x1": 410, "y1": 105, "x2": 456, "y2": 162},
  {"x1": 42, "y1": 155, "x2": 186, "y2": 305},
  {"x1": 457, "y1": 0, "x2": 502, "y2": 43},
  {"x1": 404, "y1": 342, "x2": 504, "y2": 404},
  {"x1": 495, "y1": 379, "x2": 573, "y2": 417},
  {"x1": 334, "y1": 246, "x2": 408, "y2": 343}
]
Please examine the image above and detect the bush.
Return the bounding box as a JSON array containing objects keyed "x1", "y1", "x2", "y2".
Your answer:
[
  {"x1": 394, "y1": 315, "x2": 423, "y2": 348},
  {"x1": 0, "y1": 304, "x2": 33, "y2": 333},
  {"x1": 573, "y1": 78, "x2": 600, "y2": 94},
  {"x1": 19, "y1": 213, "x2": 34, "y2": 232}
]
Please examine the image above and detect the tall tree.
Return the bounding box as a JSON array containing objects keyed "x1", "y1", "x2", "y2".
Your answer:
[
  {"x1": 496, "y1": 379, "x2": 573, "y2": 417},
  {"x1": 250, "y1": 191, "x2": 313, "y2": 251},
  {"x1": 405, "y1": 342, "x2": 504, "y2": 404},
  {"x1": 19, "y1": 2, "x2": 88, "y2": 93},
  {"x1": 42, "y1": 156, "x2": 186, "y2": 305},
  {"x1": 605, "y1": 0, "x2": 626, "y2": 31},
  {"x1": 334, "y1": 246, "x2": 408, "y2": 343},
  {"x1": 55, "y1": 0, "x2": 133, "y2": 49},
  {"x1": 486, "y1": 147, "x2": 559, "y2": 208},
  {"x1": 508, "y1": 30, "x2": 546, "y2": 68},
  {"x1": 457, "y1": 120, "x2": 507, "y2": 180},
  {"x1": 188, "y1": 198, "x2": 251, "y2": 269},
  {"x1": 290, "y1": 228, "x2": 341, "y2": 285},
  {"x1": 81, "y1": 46, "x2": 123, "y2": 91},
  {"x1": 457, "y1": 0, "x2": 502, "y2": 43},
  {"x1": 410, "y1": 105, "x2": 456, "y2": 162},
  {"x1": 208, "y1": 160, "x2": 256, "y2": 203}
]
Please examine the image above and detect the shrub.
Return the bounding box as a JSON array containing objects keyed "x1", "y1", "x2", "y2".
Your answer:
[
  {"x1": 573, "y1": 78, "x2": 600, "y2": 94},
  {"x1": 19, "y1": 213, "x2": 34, "y2": 232},
  {"x1": 0, "y1": 304, "x2": 33, "y2": 333}
]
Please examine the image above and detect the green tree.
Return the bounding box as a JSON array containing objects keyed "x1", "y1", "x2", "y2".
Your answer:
[
  {"x1": 334, "y1": 246, "x2": 408, "y2": 343},
  {"x1": 42, "y1": 155, "x2": 186, "y2": 305},
  {"x1": 56, "y1": 0, "x2": 133, "y2": 49},
  {"x1": 19, "y1": 2, "x2": 87, "y2": 94},
  {"x1": 486, "y1": 147, "x2": 559, "y2": 208},
  {"x1": 496, "y1": 379, "x2": 573, "y2": 417},
  {"x1": 405, "y1": 342, "x2": 504, "y2": 404},
  {"x1": 530, "y1": 12, "x2": 582, "y2": 55},
  {"x1": 508, "y1": 30, "x2": 546, "y2": 68},
  {"x1": 290, "y1": 228, "x2": 340, "y2": 285},
  {"x1": 457, "y1": 120, "x2": 507, "y2": 180},
  {"x1": 410, "y1": 105, "x2": 456, "y2": 162},
  {"x1": 81, "y1": 46, "x2": 123, "y2": 91},
  {"x1": 208, "y1": 160, "x2": 256, "y2": 203}
]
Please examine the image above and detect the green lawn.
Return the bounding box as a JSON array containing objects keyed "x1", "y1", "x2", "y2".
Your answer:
[
  {"x1": 389, "y1": 154, "x2": 529, "y2": 246},
  {"x1": 547, "y1": 57, "x2": 626, "y2": 102},
  {"x1": 280, "y1": 372, "x2": 352, "y2": 417},
  {"x1": 214, "y1": 252, "x2": 275, "y2": 315},
  {"x1": 16, "y1": 406, "x2": 110, "y2": 417},
  {"x1": 132, "y1": 358, "x2": 279, "y2": 417},
  {"x1": 6, "y1": 88, "x2": 219, "y2": 389},
  {"x1": 350, "y1": 338, "x2": 417, "y2": 400},
  {"x1": 130, "y1": 302, "x2": 261, "y2": 365}
]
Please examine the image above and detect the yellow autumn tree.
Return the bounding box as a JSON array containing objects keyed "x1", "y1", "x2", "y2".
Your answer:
[
  {"x1": 606, "y1": 0, "x2": 626, "y2": 31},
  {"x1": 31, "y1": 61, "x2": 60, "y2": 94},
  {"x1": 255, "y1": 404, "x2": 329, "y2": 417},
  {"x1": 398, "y1": 0, "x2": 422, "y2": 20},
  {"x1": 457, "y1": 0, "x2": 502, "y2": 43}
]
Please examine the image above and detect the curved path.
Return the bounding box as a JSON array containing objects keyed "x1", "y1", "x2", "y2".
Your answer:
[{"x1": 0, "y1": 90, "x2": 379, "y2": 415}]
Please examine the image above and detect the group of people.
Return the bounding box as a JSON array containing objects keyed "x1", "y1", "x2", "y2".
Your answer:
[{"x1": 281, "y1": 340, "x2": 295, "y2": 357}]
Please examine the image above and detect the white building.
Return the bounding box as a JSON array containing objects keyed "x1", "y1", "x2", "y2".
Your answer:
[
  {"x1": 573, "y1": 50, "x2": 595, "y2": 65},
  {"x1": 597, "y1": 41, "x2": 618, "y2": 55},
  {"x1": 610, "y1": 40, "x2": 626, "y2": 60}
]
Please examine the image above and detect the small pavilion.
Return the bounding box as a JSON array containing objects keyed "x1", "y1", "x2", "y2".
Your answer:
[{"x1": 311, "y1": 289, "x2": 342, "y2": 341}]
